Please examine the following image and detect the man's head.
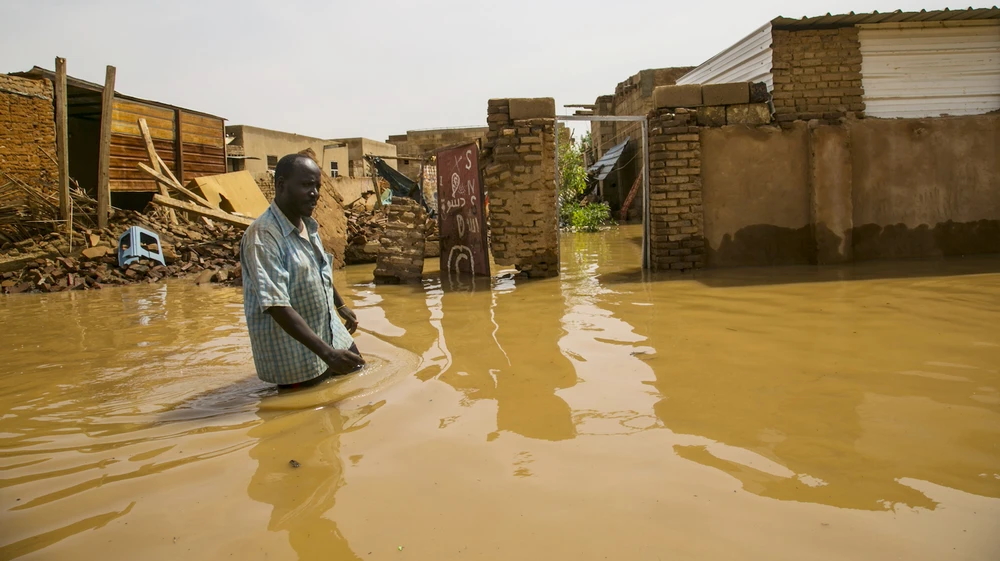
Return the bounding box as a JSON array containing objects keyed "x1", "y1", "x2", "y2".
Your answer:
[{"x1": 274, "y1": 154, "x2": 322, "y2": 221}]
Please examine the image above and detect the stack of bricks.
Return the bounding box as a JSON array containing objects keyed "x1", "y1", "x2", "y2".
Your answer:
[
  {"x1": 481, "y1": 98, "x2": 558, "y2": 278},
  {"x1": 771, "y1": 27, "x2": 865, "y2": 124},
  {"x1": 373, "y1": 197, "x2": 426, "y2": 283},
  {"x1": 0, "y1": 75, "x2": 58, "y2": 189},
  {"x1": 646, "y1": 107, "x2": 704, "y2": 271}
]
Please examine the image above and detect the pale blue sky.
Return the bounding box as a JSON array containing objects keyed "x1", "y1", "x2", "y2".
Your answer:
[{"x1": 0, "y1": 1, "x2": 971, "y2": 141}]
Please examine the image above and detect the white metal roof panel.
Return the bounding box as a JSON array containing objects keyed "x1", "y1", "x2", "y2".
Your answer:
[
  {"x1": 677, "y1": 23, "x2": 774, "y2": 90},
  {"x1": 860, "y1": 23, "x2": 1000, "y2": 118}
]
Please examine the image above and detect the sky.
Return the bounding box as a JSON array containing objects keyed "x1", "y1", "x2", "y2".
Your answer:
[{"x1": 0, "y1": 0, "x2": 973, "y2": 142}]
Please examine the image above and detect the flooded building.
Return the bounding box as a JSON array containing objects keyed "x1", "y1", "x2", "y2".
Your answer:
[
  {"x1": 647, "y1": 7, "x2": 1000, "y2": 271},
  {"x1": 386, "y1": 126, "x2": 488, "y2": 180}
]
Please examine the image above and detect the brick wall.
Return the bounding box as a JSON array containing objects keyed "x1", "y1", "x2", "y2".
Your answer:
[
  {"x1": 0, "y1": 75, "x2": 57, "y2": 189},
  {"x1": 481, "y1": 98, "x2": 558, "y2": 278},
  {"x1": 647, "y1": 108, "x2": 705, "y2": 271},
  {"x1": 373, "y1": 197, "x2": 426, "y2": 283},
  {"x1": 771, "y1": 27, "x2": 865, "y2": 124}
]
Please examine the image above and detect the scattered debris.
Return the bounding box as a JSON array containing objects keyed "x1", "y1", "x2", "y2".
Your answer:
[{"x1": 1, "y1": 209, "x2": 243, "y2": 294}]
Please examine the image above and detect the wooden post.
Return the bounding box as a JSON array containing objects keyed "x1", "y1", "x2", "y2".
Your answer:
[
  {"x1": 174, "y1": 110, "x2": 185, "y2": 184},
  {"x1": 54, "y1": 57, "x2": 71, "y2": 236},
  {"x1": 96, "y1": 65, "x2": 116, "y2": 229}
]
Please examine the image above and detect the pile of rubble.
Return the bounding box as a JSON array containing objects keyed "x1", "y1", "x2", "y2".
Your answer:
[
  {"x1": 344, "y1": 194, "x2": 440, "y2": 265},
  {"x1": 0, "y1": 209, "x2": 242, "y2": 294}
]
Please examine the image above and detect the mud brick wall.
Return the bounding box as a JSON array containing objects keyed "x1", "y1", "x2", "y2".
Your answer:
[
  {"x1": 647, "y1": 108, "x2": 704, "y2": 271},
  {"x1": 373, "y1": 197, "x2": 426, "y2": 283},
  {"x1": 481, "y1": 98, "x2": 558, "y2": 278},
  {"x1": 0, "y1": 75, "x2": 58, "y2": 189},
  {"x1": 771, "y1": 27, "x2": 865, "y2": 124}
]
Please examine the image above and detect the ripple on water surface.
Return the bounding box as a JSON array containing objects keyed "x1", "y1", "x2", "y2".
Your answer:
[{"x1": 2, "y1": 228, "x2": 999, "y2": 560}]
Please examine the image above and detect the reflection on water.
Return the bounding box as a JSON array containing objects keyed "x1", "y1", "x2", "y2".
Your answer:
[{"x1": 2, "y1": 225, "x2": 999, "y2": 560}]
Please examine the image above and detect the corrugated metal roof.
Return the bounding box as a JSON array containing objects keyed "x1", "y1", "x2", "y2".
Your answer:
[
  {"x1": 588, "y1": 139, "x2": 629, "y2": 181},
  {"x1": 771, "y1": 6, "x2": 1000, "y2": 29},
  {"x1": 677, "y1": 23, "x2": 773, "y2": 89}
]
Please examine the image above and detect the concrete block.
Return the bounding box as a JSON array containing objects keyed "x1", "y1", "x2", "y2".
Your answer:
[
  {"x1": 702, "y1": 83, "x2": 749, "y2": 106},
  {"x1": 508, "y1": 98, "x2": 555, "y2": 120},
  {"x1": 654, "y1": 85, "x2": 703, "y2": 109},
  {"x1": 726, "y1": 103, "x2": 772, "y2": 125}
]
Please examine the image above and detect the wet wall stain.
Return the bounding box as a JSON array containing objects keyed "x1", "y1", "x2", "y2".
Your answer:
[
  {"x1": 708, "y1": 220, "x2": 1000, "y2": 267},
  {"x1": 852, "y1": 219, "x2": 1000, "y2": 261}
]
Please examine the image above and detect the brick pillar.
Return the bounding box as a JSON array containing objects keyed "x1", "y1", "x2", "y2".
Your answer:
[
  {"x1": 481, "y1": 98, "x2": 558, "y2": 278},
  {"x1": 647, "y1": 106, "x2": 704, "y2": 271},
  {"x1": 373, "y1": 197, "x2": 426, "y2": 283}
]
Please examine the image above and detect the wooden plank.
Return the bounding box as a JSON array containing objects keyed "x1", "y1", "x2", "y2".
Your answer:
[
  {"x1": 137, "y1": 162, "x2": 213, "y2": 208},
  {"x1": 179, "y1": 111, "x2": 223, "y2": 130},
  {"x1": 97, "y1": 65, "x2": 116, "y2": 229},
  {"x1": 112, "y1": 110, "x2": 174, "y2": 132},
  {"x1": 155, "y1": 153, "x2": 182, "y2": 187},
  {"x1": 139, "y1": 118, "x2": 176, "y2": 224},
  {"x1": 110, "y1": 179, "x2": 160, "y2": 193},
  {"x1": 151, "y1": 195, "x2": 253, "y2": 228},
  {"x1": 111, "y1": 121, "x2": 173, "y2": 140},
  {"x1": 112, "y1": 98, "x2": 174, "y2": 120},
  {"x1": 178, "y1": 120, "x2": 222, "y2": 136},
  {"x1": 54, "y1": 57, "x2": 70, "y2": 234},
  {"x1": 180, "y1": 131, "x2": 224, "y2": 147}
]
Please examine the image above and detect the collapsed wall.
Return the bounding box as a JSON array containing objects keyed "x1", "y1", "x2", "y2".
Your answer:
[
  {"x1": 481, "y1": 98, "x2": 559, "y2": 278},
  {"x1": 0, "y1": 75, "x2": 58, "y2": 188}
]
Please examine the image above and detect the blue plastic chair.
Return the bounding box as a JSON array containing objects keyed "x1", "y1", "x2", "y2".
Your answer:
[{"x1": 117, "y1": 226, "x2": 166, "y2": 268}]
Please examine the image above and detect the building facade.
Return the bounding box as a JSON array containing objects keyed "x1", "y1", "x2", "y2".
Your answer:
[
  {"x1": 386, "y1": 126, "x2": 488, "y2": 180},
  {"x1": 225, "y1": 125, "x2": 348, "y2": 178}
]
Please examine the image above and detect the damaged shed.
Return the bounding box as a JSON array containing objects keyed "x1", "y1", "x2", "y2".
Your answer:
[{"x1": 11, "y1": 66, "x2": 226, "y2": 204}]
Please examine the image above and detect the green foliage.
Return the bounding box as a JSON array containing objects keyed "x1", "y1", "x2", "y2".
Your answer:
[
  {"x1": 562, "y1": 201, "x2": 612, "y2": 232},
  {"x1": 558, "y1": 129, "x2": 587, "y2": 207},
  {"x1": 557, "y1": 126, "x2": 613, "y2": 232}
]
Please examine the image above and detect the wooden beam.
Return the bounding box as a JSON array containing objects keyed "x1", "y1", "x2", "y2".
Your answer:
[
  {"x1": 174, "y1": 110, "x2": 185, "y2": 183},
  {"x1": 96, "y1": 65, "x2": 116, "y2": 229},
  {"x1": 156, "y1": 153, "x2": 183, "y2": 189},
  {"x1": 138, "y1": 118, "x2": 176, "y2": 224},
  {"x1": 137, "y1": 162, "x2": 213, "y2": 209},
  {"x1": 54, "y1": 57, "x2": 71, "y2": 236},
  {"x1": 151, "y1": 195, "x2": 253, "y2": 228}
]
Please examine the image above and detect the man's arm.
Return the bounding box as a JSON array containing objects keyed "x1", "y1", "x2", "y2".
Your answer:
[{"x1": 267, "y1": 306, "x2": 363, "y2": 373}]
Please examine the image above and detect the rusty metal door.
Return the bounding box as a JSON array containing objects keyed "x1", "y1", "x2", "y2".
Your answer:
[{"x1": 436, "y1": 143, "x2": 490, "y2": 276}]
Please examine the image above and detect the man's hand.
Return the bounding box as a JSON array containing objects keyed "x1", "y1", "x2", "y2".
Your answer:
[
  {"x1": 320, "y1": 347, "x2": 365, "y2": 375},
  {"x1": 338, "y1": 305, "x2": 358, "y2": 334}
]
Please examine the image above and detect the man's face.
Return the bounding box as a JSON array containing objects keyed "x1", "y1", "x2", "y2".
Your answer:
[{"x1": 276, "y1": 158, "x2": 321, "y2": 217}]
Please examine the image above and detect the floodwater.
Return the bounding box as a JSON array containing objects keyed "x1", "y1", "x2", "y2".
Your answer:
[{"x1": 2, "y1": 225, "x2": 999, "y2": 560}]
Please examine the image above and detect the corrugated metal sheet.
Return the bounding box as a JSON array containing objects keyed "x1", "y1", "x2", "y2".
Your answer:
[
  {"x1": 677, "y1": 23, "x2": 774, "y2": 90},
  {"x1": 860, "y1": 23, "x2": 1000, "y2": 118},
  {"x1": 588, "y1": 139, "x2": 628, "y2": 181},
  {"x1": 772, "y1": 7, "x2": 1000, "y2": 29}
]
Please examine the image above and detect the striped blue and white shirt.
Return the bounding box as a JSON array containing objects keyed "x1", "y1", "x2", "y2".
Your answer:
[{"x1": 240, "y1": 202, "x2": 355, "y2": 385}]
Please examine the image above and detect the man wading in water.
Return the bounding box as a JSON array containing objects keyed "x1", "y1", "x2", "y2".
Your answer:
[{"x1": 241, "y1": 153, "x2": 364, "y2": 388}]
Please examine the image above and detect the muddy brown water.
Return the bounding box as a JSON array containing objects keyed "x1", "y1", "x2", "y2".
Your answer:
[{"x1": 2, "y1": 225, "x2": 999, "y2": 560}]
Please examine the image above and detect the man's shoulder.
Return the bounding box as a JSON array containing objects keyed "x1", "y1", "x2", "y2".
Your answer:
[{"x1": 245, "y1": 206, "x2": 282, "y2": 239}]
